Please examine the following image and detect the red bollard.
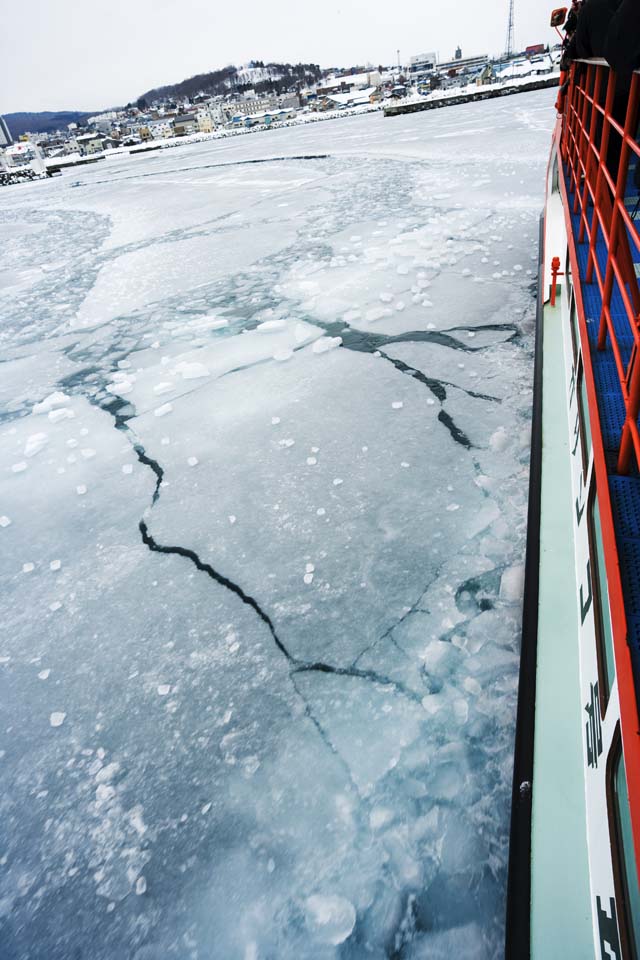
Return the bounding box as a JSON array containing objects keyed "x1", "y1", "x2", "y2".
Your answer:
[{"x1": 550, "y1": 256, "x2": 564, "y2": 306}]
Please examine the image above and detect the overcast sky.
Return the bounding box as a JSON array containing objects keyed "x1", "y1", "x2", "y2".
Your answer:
[{"x1": 0, "y1": 0, "x2": 558, "y2": 113}]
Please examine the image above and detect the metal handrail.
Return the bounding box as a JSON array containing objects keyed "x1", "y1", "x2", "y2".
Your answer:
[{"x1": 562, "y1": 60, "x2": 640, "y2": 473}]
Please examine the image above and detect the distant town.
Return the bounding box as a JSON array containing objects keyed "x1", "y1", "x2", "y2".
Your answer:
[{"x1": 0, "y1": 45, "x2": 559, "y2": 186}]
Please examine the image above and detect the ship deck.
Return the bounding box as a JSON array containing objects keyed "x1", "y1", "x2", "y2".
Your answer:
[{"x1": 565, "y1": 162, "x2": 640, "y2": 681}]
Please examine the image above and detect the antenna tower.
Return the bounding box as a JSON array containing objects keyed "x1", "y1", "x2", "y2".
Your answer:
[{"x1": 505, "y1": 0, "x2": 515, "y2": 57}]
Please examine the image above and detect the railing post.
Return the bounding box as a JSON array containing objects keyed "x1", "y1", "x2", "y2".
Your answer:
[
  {"x1": 560, "y1": 63, "x2": 576, "y2": 161},
  {"x1": 578, "y1": 66, "x2": 603, "y2": 244},
  {"x1": 573, "y1": 64, "x2": 593, "y2": 214},
  {"x1": 587, "y1": 69, "x2": 617, "y2": 286},
  {"x1": 612, "y1": 71, "x2": 640, "y2": 471}
]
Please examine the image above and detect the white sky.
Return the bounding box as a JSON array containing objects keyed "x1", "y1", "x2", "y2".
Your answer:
[{"x1": 0, "y1": 0, "x2": 558, "y2": 113}]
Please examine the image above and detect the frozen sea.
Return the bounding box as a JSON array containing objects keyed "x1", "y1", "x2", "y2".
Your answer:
[{"x1": 0, "y1": 90, "x2": 554, "y2": 959}]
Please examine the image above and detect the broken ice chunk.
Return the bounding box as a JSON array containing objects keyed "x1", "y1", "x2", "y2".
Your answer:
[
  {"x1": 228, "y1": 515, "x2": 237, "y2": 525},
  {"x1": 305, "y1": 895, "x2": 356, "y2": 946},
  {"x1": 154, "y1": 403, "x2": 173, "y2": 418},
  {"x1": 48, "y1": 407, "x2": 75, "y2": 424},
  {"x1": 500, "y1": 564, "x2": 525, "y2": 602},
  {"x1": 391, "y1": 402, "x2": 403, "y2": 410},
  {"x1": 271, "y1": 417, "x2": 281, "y2": 425},
  {"x1": 312, "y1": 337, "x2": 342, "y2": 355},
  {"x1": 22, "y1": 562, "x2": 34, "y2": 573},
  {"x1": 303, "y1": 573, "x2": 314, "y2": 585},
  {"x1": 256, "y1": 319, "x2": 286, "y2": 333},
  {"x1": 33, "y1": 391, "x2": 70, "y2": 415},
  {"x1": 490, "y1": 427, "x2": 508, "y2": 452},
  {"x1": 76, "y1": 485, "x2": 87, "y2": 496},
  {"x1": 81, "y1": 448, "x2": 96, "y2": 460},
  {"x1": 24, "y1": 433, "x2": 48, "y2": 458},
  {"x1": 305, "y1": 563, "x2": 315, "y2": 573},
  {"x1": 38, "y1": 669, "x2": 51, "y2": 680},
  {"x1": 157, "y1": 684, "x2": 171, "y2": 696},
  {"x1": 106, "y1": 380, "x2": 133, "y2": 396},
  {"x1": 153, "y1": 382, "x2": 174, "y2": 396},
  {"x1": 453, "y1": 699, "x2": 469, "y2": 724},
  {"x1": 0, "y1": 516, "x2": 11, "y2": 528},
  {"x1": 49, "y1": 560, "x2": 61, "y2": 572},
  {"x1": 306, "y1": 457, "x2": 317, "y2": 466},
  {"x1": 49, "y1": 712, "x2": 66, "y2": 727},
  {"x1": 174, "y1": 361, "x2": 210, "y2": 379},
  {"x1": 187, "y1": 456, "x2": 199, "y2": 467},
  {"x1": 333, "y1": 478, "x2": 343, "y2": 486},
  {"x1": 11, "y1": 462, "x2": 28, "y2": 473},
  {"x1": 135, "y1": 876, "x2": 147, "y2": 896},
  {"x1": 122, "y1": 464, "x2": 134, "y2": 475}
]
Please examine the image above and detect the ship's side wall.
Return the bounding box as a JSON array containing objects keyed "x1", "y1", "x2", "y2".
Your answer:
[
  {"x1": 507, "y1": 124, "x2": 631, "y2": 959},
  {"x1": 529, "y1": 157, "x2": 594, "y2": 958}
]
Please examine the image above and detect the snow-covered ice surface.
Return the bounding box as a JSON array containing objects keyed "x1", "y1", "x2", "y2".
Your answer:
[{"x1": 0, "y1": 91, "x2": 553, "y2": 959}]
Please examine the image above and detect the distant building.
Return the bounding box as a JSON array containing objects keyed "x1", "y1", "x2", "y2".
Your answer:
[
  {"x1": 409, "y1": 53, "x2": 437, "y2": 75},
  {"x1": 0, "y1": 116, "x2": 13, "y2": 146},
  {"x1": 197, "y1": 113, "x2": 213, "y2": 134},
  {"x1": 317, "y1": 71, "x2": 381, "y2": 96},
  {"x1": 147, "y1": 119, "x2": 173, "y2": 140},
  {"x1": 72, "y1": 132, "x2": 104, "y2": 156},
  {"x1": 224, "y1": 98, "x2": 278, "y2": 118},
  {"x1": 279, "y1": 94, "x2": 300, "y2": 110},
  {"x1": 173, "y1": 114, "x2": 197, "y2": 136},
  {"x1": 321, "y1": 86, "x2": 379, "y2": 110},
  {"x1": 4, "y1": 140, "x2": 42, "y2": 167},
  {"x1": 438, "y1": 53, "x2": 489, "y2": 75}
]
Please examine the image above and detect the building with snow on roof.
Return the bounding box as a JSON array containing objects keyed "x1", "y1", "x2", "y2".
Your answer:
[
  {"x1": 409, "y1": 53, "x2": 437, "y2": 77},
  {"x1": 438, "y1": 52, "x2": 489, "y2": 75}
]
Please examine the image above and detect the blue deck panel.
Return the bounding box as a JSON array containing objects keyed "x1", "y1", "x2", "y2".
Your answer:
[{"x1": 565, "y1": 163, "x2": 640, "y2": 680}]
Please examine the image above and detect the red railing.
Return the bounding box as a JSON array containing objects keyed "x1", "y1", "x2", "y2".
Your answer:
[{"x1": 561, "y1": 60, "x2": 640, "y2": 473}]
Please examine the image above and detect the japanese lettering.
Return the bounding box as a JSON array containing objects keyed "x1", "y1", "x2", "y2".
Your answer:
[
  {"x1": 585, "y1": 680, "x2": 603, "y2": 769},
  {"x1": 596, "y1": 896, "x2": 620, "y2": 959},
  {"x1": 580, "y1": 558, "x2": 593, "y2": 624}
]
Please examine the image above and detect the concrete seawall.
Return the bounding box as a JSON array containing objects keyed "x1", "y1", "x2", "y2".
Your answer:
[{"x1": 383, "y1": 74, "x2": 560, "y2": 117}]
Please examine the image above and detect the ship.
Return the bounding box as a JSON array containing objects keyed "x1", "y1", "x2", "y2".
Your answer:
[{"x1": 505, "y1": 15, "x2": 640, "y2": 959}]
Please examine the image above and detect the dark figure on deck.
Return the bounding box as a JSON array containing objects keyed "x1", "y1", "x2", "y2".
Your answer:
[
  {"x1": 565, "y1": 0, "x2": 640, "y2": 182},
  {"x1": 604, "y1": 0, "x2": 640, "y2": 191}
]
